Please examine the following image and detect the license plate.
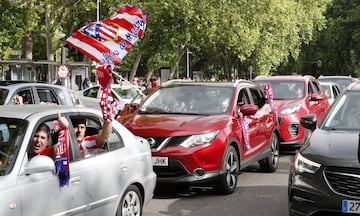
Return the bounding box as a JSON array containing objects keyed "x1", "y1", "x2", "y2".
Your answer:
[
  {"x1": 152, "y1": 157, "x2": 168, "y2": 166},
  {"x1": 342, "y1": 200, "x2": 360, "y2": 213}
]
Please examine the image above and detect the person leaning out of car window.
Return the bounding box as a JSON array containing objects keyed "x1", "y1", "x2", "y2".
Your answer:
[
  {"x1": 28, "y1": 113, "x2": 69, "y2": 160},
  {"x1": 68, "y1": 116, "x2": 112, "y2": 158}
]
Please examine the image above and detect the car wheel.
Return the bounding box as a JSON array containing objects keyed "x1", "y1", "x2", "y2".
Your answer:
[
  {"x1": 259, "y1": 132, "x2": 279, "y2": 172},
  {"x1": 116, "y1": 185, "x2": 143, "y2": 216},
  {"x1": 215, "y1": 145, "x2": 239, "y2": 195}
]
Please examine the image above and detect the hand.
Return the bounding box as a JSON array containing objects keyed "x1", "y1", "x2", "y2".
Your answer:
[{"x1": 58, "y1": 112, "x2": 69, "y2": 128}]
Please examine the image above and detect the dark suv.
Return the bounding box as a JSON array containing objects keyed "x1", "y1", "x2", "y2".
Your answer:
[
  {"x1": 119, "y1": 80, "x2": 279, "y2": 194},
  {"x1": 254, "y1": 75, "x2": 330, "y2": 149}
]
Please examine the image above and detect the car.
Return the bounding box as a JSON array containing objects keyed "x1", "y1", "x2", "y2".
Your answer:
[
  {"x1": 118, "y1": 87, "x2": 157, "y2": 117},
  {"x1": 80, "y1": 83, "x2": 138, "y2": 111},
  {"x1": 319, "y1": 81, "x2": 341, "y2": 105},
  {"x1": 288, "y1": 81, "x2": 360, "y2": 216},
  {"x1": 0, "y1": 105, "x2": 156, "y2": 216},
  {"x1": 254, "y1": 75, "x2": 330, "y2": 149},
  {"x1": 0, "y1": 80, "x2": 80, "y2": 106},
  {"x1": 118, "y1": 80, "x2": 280, "y2": 195},
  {"x1": 318, "y1": 75, "x2": 356, "y2": 90}
]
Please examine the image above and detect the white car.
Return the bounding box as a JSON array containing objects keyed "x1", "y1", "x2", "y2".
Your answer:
[
  {"x1": 0, "y1": 105, "x2": 156, "y2": 216},
  {"x1": 319, "y1": 81, "x2": 341, "y2": 105},
  {"x1": 0, "y1": 81, "x2": 81, "y2": 106},
  {"x1": 79, "y1": 84, "x2": 138, "y2": 111}
]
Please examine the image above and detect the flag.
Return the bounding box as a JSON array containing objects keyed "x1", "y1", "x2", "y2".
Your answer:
[
  {"x1": 53, "y1": 120, "x2": 70, "y2": 187},
  {"x1": 65, "y1": 5, "x2": 147, "y2": 65}
]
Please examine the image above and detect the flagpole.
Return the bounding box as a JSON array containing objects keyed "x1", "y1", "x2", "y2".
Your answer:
[{"x1": 97, "y1": 0, "x2": 100, "y2": 22}]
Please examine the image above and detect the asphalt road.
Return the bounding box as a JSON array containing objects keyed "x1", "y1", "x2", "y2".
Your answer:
[{"x1": 143, "y1": 154, "x2": 294, "y2": 216}]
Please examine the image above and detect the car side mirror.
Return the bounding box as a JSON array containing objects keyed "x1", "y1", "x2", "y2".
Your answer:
[
  {"x1": 309, "y1": 93, "x2": 322, "y2": 101},
  {"x1": 239, "y1": 104, "x2": 258, "y2": 116},
  {"x1": 130, "y1": 103, "x2": 140, "y2": 113},
  {"x1": 24, "y1": 155, "x2": 55, "y2": 175},
  {"x1": 300, "y1": 114, "x2": 317, "y2": 131}
]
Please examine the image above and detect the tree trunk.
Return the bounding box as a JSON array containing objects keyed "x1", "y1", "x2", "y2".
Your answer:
[{"x1": 129, "y1": 51, "x2": 143, "y2": 81}]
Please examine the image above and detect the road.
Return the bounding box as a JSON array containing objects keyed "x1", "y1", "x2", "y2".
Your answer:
[{"x1": 143, "y1": 154, "x2": 294, "y2": 216}]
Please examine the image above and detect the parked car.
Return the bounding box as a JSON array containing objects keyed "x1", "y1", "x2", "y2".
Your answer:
[
  {"x1": 318, "y1": 75, "x2": 356, "y2": 90},
  {"x1": 0, "y1": 80, "x2": 80, "y2": 106},
  {"x1": 118, "y1": 80, "x2": 279, "y2": 195},
  {"x1": 288, "y1": 81, "x2": 360, "y2": 216},
  {"x1": 0, "y1": 105, "x2": 156, "y2": 216},
  {"x1": 79, "y1": 83, "x2": 138, "y2": 110},
  {"x1": 254, "y1": 75, "x2": 330, "y2": 149},
  {"x1": 319, "y1": 81, "x2": 341, "y2": 105}
]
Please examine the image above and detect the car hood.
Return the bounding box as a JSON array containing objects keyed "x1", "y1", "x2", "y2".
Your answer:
[
  {"x1": 120, "y1": 114, "x2": 231, "y2": 137},
  {"x1": 302, "y1": 129, "x2": 360, "y2": 166},
  {"x1": 273, "y1": 99, "x2": 302, "y2": 111}
]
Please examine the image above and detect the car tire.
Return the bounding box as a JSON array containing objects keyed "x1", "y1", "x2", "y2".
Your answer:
[
  {"x1": 259, "y1": 132, "x2": 279, "y2": 172},
  {"x1": 214, "y1": 145, "x2": 239, "y2": 195},
  {"x1": 116, "y1": 185, "x2": 143, "y2": 216}
]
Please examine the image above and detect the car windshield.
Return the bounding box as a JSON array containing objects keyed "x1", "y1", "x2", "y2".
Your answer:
[
  {"x1": 113, "y1": 87, "x2": 137, "y2": 99},
  {"x1": 323, "y1": 91, "x2": 360, "y2": 130},
  {"x1": 0, "y1": 118, "x2": 27, "y2": 176},
  {"x1": 0, "y1": 89, "x2": 9, "y2": 105},
  {"x1": 319, "y1": 78, "x2": 352, "y2": 90},
  {"x1": 255, "y1": 80, "x2": 305, "y2": 100},
  {"x1": 139, "y1": 85, "x2": 234, "y2": 115}
]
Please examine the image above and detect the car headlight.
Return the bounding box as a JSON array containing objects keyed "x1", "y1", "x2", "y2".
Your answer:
[
  {"x1": 280, "y1": 104, "x2": 301, "y2": 115},
  {"x1": 180, "y1": 131, "x2": 220, "y2": 148},
  {"x1": 294, "y1": 153, "x2": 321, "y2": 174}
]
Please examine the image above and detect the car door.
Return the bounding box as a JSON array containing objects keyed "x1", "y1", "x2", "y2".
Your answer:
[
  {"x1": 18, "y1": 116, "x2": 88, "y2": 216},
  {"x1": 238, "y1": 88, "x2": 261, "y2": 157},
  {"x1": 309, "y1": 80, "x2": 329, "y2": 122},
  {"x1": 248, "y1": 87, "x2": 271, "y2": 149},
  {"x1": 66, "y1": 114, "x2": 128, "y2": 215}
]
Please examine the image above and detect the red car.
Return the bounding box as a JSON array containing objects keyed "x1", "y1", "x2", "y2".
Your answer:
[
  {"x1": 254, "y1": 75, "x2": 330, "y2": 149},
  {"x1": 118, "y1": 80, "x2": 279, "y2": 194}
]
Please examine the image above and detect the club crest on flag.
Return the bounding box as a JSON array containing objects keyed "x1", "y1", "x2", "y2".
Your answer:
[{"x1": 65, "y1": 5, "x2": 147, "y2": 66}]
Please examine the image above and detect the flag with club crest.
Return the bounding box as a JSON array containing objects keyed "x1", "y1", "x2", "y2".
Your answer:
[{"x1": 65, "y1": 5, "x2": 147, "y2": 65}]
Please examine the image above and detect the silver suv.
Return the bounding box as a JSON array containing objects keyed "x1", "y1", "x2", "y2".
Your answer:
[{"x1": 0, "y1": 81, "x2": 80, "y2": 106}]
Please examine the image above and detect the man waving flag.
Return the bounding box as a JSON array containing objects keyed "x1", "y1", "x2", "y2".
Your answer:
[{"x1": 65, "y1": 5, "x2": 147, "y2": 65}]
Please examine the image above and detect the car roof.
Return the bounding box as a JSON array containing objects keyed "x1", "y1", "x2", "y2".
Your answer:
[
  {"x1": 319, "y1": 81, "x2": 340, "y2": 86},
  {"x1": 0, "y1": 82, "x2": 69, "y2": 90},
  {"x1": 161, "y1": 79, "x2": 254, "y2": 88},
  {"x1": 0, "y1": 105, "x2": 99, "y2": 120},
  {"x1": 254, "y1": 75, "x2": 315, "y2": 81}
]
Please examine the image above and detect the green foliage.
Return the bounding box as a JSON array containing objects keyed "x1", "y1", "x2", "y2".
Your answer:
[{"x1": 0, "y1": 0, "x2": 334, "y2": 80}]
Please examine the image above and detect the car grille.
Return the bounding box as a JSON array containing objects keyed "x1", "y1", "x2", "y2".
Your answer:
[
  {"x1": 153, "y1": 159, "x2": 189, "y2": 178},
  {"x1": 324, "y1": 166, "x2": 360, "y2": 198},
  {"x1": 143, "y1": 136, "x2": 190, "y2": 150}
]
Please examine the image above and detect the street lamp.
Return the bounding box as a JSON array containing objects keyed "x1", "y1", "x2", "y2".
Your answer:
[{"x1": 186, "y1": 49, "x2": 192, "y2": 79}]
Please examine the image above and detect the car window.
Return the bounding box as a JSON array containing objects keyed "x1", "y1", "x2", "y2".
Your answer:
[
  {"x1": 16, "y1": 89, "x2": 34, "y2": 104},
  {"x1": 249, "y1": 87, "x2": 265, "y2": 108},
  {"x1": 310, "y1": 80, "x2": 322, "y2": 95},
  {"x1": 68, "y1": 115, "x2": 124, "y2": 160},
  {"x1": 0, "y1": 118, "x2": 27, "y2": 176},
  {"x1": 37, "y1": 88, "x2": 59, "y2": 104},
  {"x1": 83, "y1": 86, "x2": 99, "y2": 98},
  {"x1": 237, "y1": 89, "x2": 250, "y2": 106}
]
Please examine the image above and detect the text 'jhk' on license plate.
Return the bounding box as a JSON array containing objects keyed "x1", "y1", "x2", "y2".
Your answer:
[
  {"x1": 152, "y1": 157, "x2": 168, "y2": 166},
  {"x1": 343, "y1": 200, "x2": 360, "y2": 213}
]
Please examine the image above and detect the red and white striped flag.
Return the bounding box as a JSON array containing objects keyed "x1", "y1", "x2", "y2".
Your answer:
[{"x1": 65, "y1": 5, "x2": 147, "y2": 65}]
